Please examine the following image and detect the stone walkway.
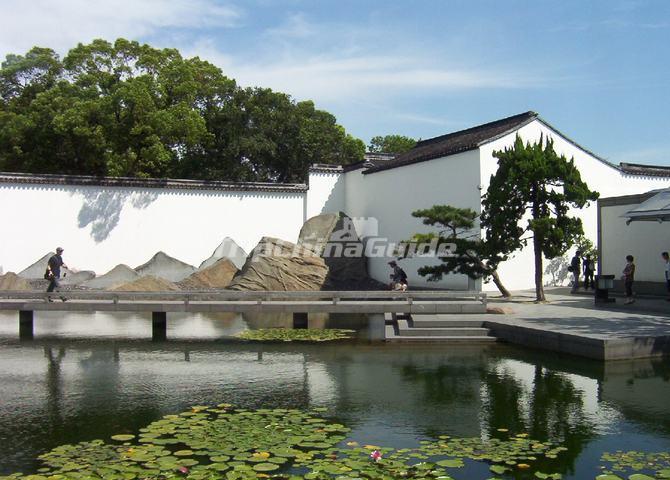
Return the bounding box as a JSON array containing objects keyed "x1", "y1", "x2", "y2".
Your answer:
[
  {"x1": 489, "y1": 287, "x2": 670, "y2": 339},
  {"x1": 484, "y1": 287, "x2": 670, "y2": 359},
  {"x1": 407, "y1": 287, "x2": 670, "y2": 359}
]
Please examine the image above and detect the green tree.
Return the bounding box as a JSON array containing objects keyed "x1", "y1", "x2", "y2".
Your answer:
[
  {"x1": 0, "y1": 38, "x2": 364, "y2": 181},
  {"x1": 408, "y1": 205, "x2": 511, "y2": 297},
  {"x1": 368, "y1": 134, "x2": 417, "y2": 154},
  {"x1": 481, "y1": 135, "x2": 599, "y2": 301}
]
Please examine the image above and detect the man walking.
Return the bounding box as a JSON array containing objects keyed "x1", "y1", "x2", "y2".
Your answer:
[
  {"x1": 46, "y1": 247, "x2": 68, "y2": 302},
  {"x1": 570, "y1": 250, "x2": 581, "y2": 293}
]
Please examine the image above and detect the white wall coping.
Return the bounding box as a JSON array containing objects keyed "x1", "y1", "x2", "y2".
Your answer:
[{"x1": 0, "y1": 171, "x2": 307, "y2": 193}]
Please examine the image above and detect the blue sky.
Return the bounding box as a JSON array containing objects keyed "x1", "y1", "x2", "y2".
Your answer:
[{"x1": 1, "y1": 0, "x2": 669, "y2": 165}]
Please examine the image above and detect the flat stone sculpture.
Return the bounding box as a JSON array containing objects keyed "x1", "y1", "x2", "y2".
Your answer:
[
  {"x1": 199, "y1": 237, "x2": 247, "y2": 270},
  {"x1": 111, "y1": 275, "x2": 180, "y2": 291},
  {"x1": 18, "y1": 253, "x2": 54, "y2": 279},
  {"x1": 134, "y1": 251, "x2": 196, "y2": 282},
  {"x1": 60, "y1": 270, "x2": 96, "y2": 286},
  {"x1": 228, "y1": 237, "x2": 328, "y2": 291},
  {"x1": 82, "y1": 264, "x2": 140, "y2": 289},
  {"x1": 180, "y1": 258, "x2": 238, "y2": 289},
  {"x1": 0, "y1": 272, "x2": 31, "y2": 290}
]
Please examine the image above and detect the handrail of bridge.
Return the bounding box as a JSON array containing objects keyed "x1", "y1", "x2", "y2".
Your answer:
[{"x1": 0, "y1": 289, "x2": 486, "y2": 306}]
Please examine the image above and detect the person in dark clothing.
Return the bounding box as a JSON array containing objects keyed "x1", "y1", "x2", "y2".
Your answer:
[
  {"x1": 570, "y1": 251, "x2": 581, "y2": 293},
  {"x1": 622, "y1": 254, "x2": 635, "y2": 304},
  {"x1": 46, "y1": 247, "x2": 68, "y2": 301},
  {"x1": 582, "y1": 254, "x2": 595, "y2": 290},
  {"x1": 388, "y1": 260, "x2": 408, "y2": 291},
  {"x1": 662, "y1": 252, "x2": 670, "y2": 301}
]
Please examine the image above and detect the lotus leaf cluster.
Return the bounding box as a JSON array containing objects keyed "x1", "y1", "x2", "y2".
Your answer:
[
  {"x1": 0, "y1": 404, "x2": 597, "y2": 479},
  {"x1": 598, "y1": 450, "x2": 670, "y2": 479},
  {"x1": 236, "y1": 329, "x2": 355, "y2": 342}
]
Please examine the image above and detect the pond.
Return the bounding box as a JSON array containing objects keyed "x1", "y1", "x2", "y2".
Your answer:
[{"x1": 0, "y1": 311, "x2": 669, "y2": 479}]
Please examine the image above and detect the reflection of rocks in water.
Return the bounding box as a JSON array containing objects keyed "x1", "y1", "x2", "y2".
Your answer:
[
  {"x1": 242, "y1": 312, "x2": 293, "y2": 329},
  {"x1": 170, "y1": 312, "x2": 246, "y2": 337},
  {"x1": 241, "y1": 312, "x2": 367, "y2": 331}
]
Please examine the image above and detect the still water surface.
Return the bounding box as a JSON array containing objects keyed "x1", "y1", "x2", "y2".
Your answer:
[{"x1": 1, "y1": 310, "x2": 669, "y2": 478}]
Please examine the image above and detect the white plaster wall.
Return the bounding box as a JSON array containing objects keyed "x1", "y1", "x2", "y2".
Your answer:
[
  {"x1": 0, "y1": 182, "x2": 305, "y2": 275},
  {"x1": 479, "y1": 119, "x2": 670, "y2": 291},
  {"x1": 341, "y1": 150, "x2": 482, "y2": 289},
  {"x1": 600, "y1": 202, "x2": 669, "y2": 283},
  {"x1": 305, "y1": 171, "x2": 345, "y2": 219}
]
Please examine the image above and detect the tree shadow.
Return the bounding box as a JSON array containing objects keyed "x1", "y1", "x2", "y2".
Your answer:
[
  {"x1": 544, "y1": 256, "x2": 569, "y2": 287},
  {"x1": 76, "y1": 190, "x2": 158, "y2": 242}
]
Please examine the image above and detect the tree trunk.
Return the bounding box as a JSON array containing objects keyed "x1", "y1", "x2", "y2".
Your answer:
[
  {"x1": 533, "y1": 233, "x2": 545, "y2": 301},
  {"x1": 489, "y1": 269, "x2": 512, "y2": 298}
]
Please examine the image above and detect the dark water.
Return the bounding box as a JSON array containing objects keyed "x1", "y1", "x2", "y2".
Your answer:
[{"x1": 1, "y1": 311, "x2": 670, "y2": 478}]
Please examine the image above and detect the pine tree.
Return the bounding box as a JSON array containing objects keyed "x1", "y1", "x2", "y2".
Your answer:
[
  {"x1": 408, "y1": 205, "x2": 511, "y2": 297},
  {"x1": 481, "y1": 135, "x2": 599, "y2": 301}
]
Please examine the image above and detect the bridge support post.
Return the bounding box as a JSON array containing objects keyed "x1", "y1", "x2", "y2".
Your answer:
[
  {"x1": 368, "y1": 313, "x2": 386, "y2": 342},
  {"x1": 19, "y1": 310, "x2": 34, "y2": 340},
  {"x1": 152, "y1": 312, "x2": 167, "y2": 341},
  {"x1": 293, "y1": 312, "x2": 308, "y2": 329}
]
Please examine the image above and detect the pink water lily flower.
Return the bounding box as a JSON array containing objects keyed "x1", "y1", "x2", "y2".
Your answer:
[
  {"x1": 178, "y1": 466, "x2": 189, "y2": 474},
  {"x1": 370, "y1": 450, "x2": 382, "y2": 462}
]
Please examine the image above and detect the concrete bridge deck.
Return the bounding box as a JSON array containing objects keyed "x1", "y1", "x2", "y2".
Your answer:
[
  {"x1": 0, "y1": 290, "x2": 487, "y2": 341},
  {"x1": 0, "y1": 290, "x2": 487, "y2": 314}
]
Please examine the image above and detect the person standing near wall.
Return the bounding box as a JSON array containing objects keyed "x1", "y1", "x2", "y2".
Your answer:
[
  {"x1": 46, "y1": 247, "x2": 68, "y2": 302},
  {"x1": 662, "y1": 252, "x2": 670, "y2": 301},
  {"x1": 583, "y1": 254, "x2": 595, "y2": 290},
  {"x1": 570, "y1": 251, "x2": 581, "y2": 293},
  {"x1": 622, "y1": 254, "x2": 635, "y2": 305}
]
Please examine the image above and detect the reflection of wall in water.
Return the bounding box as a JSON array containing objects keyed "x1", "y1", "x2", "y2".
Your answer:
[{"x1": 601, "y1": 359, "x2": 670, "y2": 434}]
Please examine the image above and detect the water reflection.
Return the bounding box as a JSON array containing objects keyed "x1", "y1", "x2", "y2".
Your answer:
[{"x1": 0, "y1": 313, "x2": 669, "y2": 478}]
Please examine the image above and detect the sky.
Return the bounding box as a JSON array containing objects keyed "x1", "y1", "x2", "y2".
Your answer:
[{"x1": 1, "y1": 0, "x2": 669, "y2": 165}]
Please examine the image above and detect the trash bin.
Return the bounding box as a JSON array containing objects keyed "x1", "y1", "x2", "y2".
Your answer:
[{"x1": 594, "y1": 275, "x2": 615, "y2": 304}]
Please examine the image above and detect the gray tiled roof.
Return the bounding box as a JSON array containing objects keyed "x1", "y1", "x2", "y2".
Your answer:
[
  {"x1": 363, "y1": 111, "x2": 538, "y2": 174},
  {"x1": 0, "y1": 171, "x2": 308, "y2": 193}
]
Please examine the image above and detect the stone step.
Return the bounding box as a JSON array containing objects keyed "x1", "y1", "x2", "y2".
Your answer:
[
  {"x1": 396, "y1": 319, "x2": 491, "y2": 337},
  {"x1": 385, "y1": 324, "x2": 499, "y2": 343},
  {"x1": 411, "y1": 318, "x2": 487, "y2": 328}
]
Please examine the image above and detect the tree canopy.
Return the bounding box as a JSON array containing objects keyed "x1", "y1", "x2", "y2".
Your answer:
[
  {"x1": 481, "y1": 135, "x2": 599, "y2": 301},
  {"x1": 368, "y1": 134, "x2": 417, "y2": 154},
  {"x1": 0, "y1": 39, "x2": 365, "y2": 182}
]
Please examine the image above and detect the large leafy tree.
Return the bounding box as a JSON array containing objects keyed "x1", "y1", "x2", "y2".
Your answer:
[
  {"x1": 368, "y1": 134, "x2": 417, "y2": 154},
  {"x1": 0, "y1": 39, "x2": 364, "y2": 181},
  {"x1": 408, "y1": 205, "x2": 511, "y2": 297},
  {"x1": 481, "y1": 135, "x2": 599, "y2": 301}
]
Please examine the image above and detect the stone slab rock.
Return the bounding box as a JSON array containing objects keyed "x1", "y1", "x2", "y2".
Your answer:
[
  {"x1": 82, "y1": 264, "x2": 139, "y2": 289},
  {"x1": 228, "y1": 237, "x2": 327, "y2": 291},
  {"x1": 180, "y1": 258, "x2": 238, "y2": 290},
  {"x1": 18, "y1": 253, "x2": 54, "y2": 279},
  {"x1": 199, "y1": 237, "x2": 248, "y2": 270},
  {"x1": 61, "y1": 270, "x2": 96, "y2": 286},
  {"x1": 111, "y1": 275, "x2": 180, "y2": 292},
  {"x1": 0, "y1": 272, "x2": 31, "y2": 290},
  {"x1": 298, "y1": 212, "x2": 380, "y2": 290},
  {"x1": 135, "y1": 252, "x2": 196, "y2": 282}
]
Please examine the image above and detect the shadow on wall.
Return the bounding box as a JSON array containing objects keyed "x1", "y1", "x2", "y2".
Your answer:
[
  {"x1": 76, "y1": 189, "x2": 158, "y2": 242},
  {"x1": 544, "y1": 256, "x2": 570, "y2": 287}
]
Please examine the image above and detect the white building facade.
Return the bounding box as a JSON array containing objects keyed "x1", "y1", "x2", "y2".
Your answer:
[
  {"x1": 2, "y1": 111, "x2": 669, "y2": 290},
  {"x1": 306, "y1": 112, "x2": 670, "y2": 292}
]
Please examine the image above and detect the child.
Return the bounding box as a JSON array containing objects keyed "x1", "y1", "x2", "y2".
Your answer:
[{"x1": 622, "y1": 255, "x2": 635, "y2": 304}]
